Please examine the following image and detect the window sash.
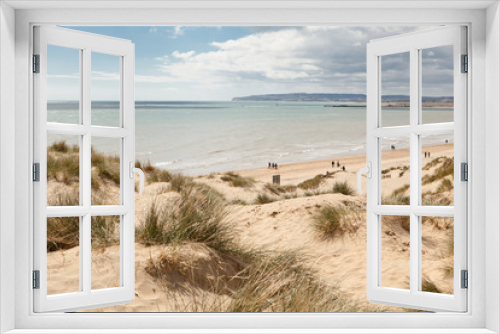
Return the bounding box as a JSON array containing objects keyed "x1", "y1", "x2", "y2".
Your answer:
[
  {"x1": 366, "y1": 26, "x2": 468, "y2": 312},
  {"x1": 32, "y1": 25, "x2": 136, "y2": 313}
]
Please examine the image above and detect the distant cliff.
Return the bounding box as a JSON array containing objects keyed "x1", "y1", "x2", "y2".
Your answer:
[{"x1": 232, "y1": 93, "x2": 453, "y2": 103}]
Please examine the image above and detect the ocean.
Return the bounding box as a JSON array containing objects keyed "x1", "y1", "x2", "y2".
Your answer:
[{"x1": 47, "y1": 101, "x2": 454, "y2": 175}]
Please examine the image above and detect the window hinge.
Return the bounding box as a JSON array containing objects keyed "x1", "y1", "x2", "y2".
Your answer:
[
  {"x1": 461, "y1": 270, "x2": 468, "y2": 289},
  {"x1": 33, "y1": 270, "x2": 40, "y2": 289},
  {"x1": 461, "y1": 54, "x2": 468, "y2": 73},
  {"x1": 33, "y1": 54, "x2": 40, "y2": 73},
  {"x1": 33, "y1": 163, "x2": 40, "y2": 182},
  {"x1": 461, "y1": 162, "x2": 468, "y2": 181}
]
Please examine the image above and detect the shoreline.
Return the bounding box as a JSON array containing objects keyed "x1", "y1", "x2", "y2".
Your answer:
[{"x1": 237, "y1": 143, "x2": 454, "y2": 185}]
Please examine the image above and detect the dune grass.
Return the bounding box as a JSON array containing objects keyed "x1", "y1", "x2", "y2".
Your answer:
[
  {"x1": 398, "y1": 165, "x2": 409, "y2": 178},
  {"x1": 392, "y1": 184, "x2": 410, "y2": 197},
  {"x1": 332, "y1": 180, "x2": 355, "y2": 196},
  {"x1": 147, "y1": 247, "x2": 378, "y2": 312},
  {"x1": 422, "y1": 157, "x2": 454, "y2": 184},
  {"x1": 91, "y1": 146, "x2": 121, "y2": 188},
  {"x1": 264, "y1": 183, "x2": 297, "y2": 196},
  {"x1": 313, "y1": 205, "x2": 358, "y2": 239},
  {"x1": 169, "y1": 173, "x2": 193, "y2": 192},
  {"x1": 220, "y1": 172, "x2": 255, "y2": 188},
  {"x1": 437, "y1": 178, "x2": 453, "y2": 193},
  {"x1": 47, "y1": 141, "x2": 80, "y2": 185},
  {"x1": 297, "y1": 175, "x2": 326, "y2": 190},
  {"x1": 136, "y1": 161, "x2": 171, "y2": 183},
  {"x1": 136, "y1": 182, "x2": 247, "y2": 260},
  {"x1": 421, "y1": 275, "x2": 441, "y2": 293},
  {"x1": 380, "y1": 190, "x2": 410, "y2": 233},
  {"x1": 47, "y1": 190, "x2": 118, "y2": 251},
  {"x1": 91, "y1": 215, "x2": 120, "y2": 248},
  {"x1": 254, "y1": 193, "x2": 277, "y2": 204},
  {"x1": 47, "y1": 216, "x2": 80, "y2": 252},
  {"x1": 223, "y1": 251, "x2": 366, "y2": 312}
]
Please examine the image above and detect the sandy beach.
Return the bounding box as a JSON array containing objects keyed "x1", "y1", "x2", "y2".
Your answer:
[{"x1": 46, "y1": 143, "x2": 455, "y2": 312}]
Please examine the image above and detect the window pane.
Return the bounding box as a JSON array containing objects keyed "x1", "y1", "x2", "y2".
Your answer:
[
  {"x1": 47, "y1": 216, "x2": 80, "y2": 295},
  {"x1": 91, "y1": 52, "x2": 121, "y2": 127},
  {"x1": 421, "y1": 216, "x2": 454, "y2": 295},
  {"x1": 421, "y1": 45, "x2": 454, "y2": 124},
  {"x1": 380, "y1": 137, "x2": 410, "y2": 205},
  {"x1": 381, "y1": 52, "x2": 410, "y2": 127},
  {"x1": 91, "y1": 215, "x2": 121, "y2": 290},
  {"x1": 47, "y1": 45, "x2": 80, "y2": 124},
  {"x1": 91, "y1": 137, "x2": 121, "y2": 205},
  {"x1": 47, "y1": 134, "x2": 80, "y2": 206},
  {"x1": 421, "y1": 134, "x2": 454, "y2": 206},
  {"x1": 381, "y1": 215, "x2": 410, "y2": 290}
]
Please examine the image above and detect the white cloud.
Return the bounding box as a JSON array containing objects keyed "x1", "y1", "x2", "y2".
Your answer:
[
  {"x1": 91, "y1": 71, "x2": 120, "y2": 81},
  {"x1": 172, "y1": 50, "x2": 195, "y2": 59},
  {"x1": 152, "y1": 26, "x2": 428, "y2": 98},
  {"x1": 170, "y1": 26, "x2": 184, "y2": 39}
]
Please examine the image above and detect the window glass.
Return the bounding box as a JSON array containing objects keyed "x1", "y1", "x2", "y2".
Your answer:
[
  {"x1": 381, "y1": 52, "x2": 410, "y2": 127},
  {"x1": 47, "y1": 45, "x2": 80, "y2": 124}
]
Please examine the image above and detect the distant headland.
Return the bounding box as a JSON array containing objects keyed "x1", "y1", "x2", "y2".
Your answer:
[{"x1": 232, "y1": 93, "x2": 454, "y2": 104}]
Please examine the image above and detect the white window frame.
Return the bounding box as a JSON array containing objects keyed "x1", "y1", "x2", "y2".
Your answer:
[
  {"x1": 1, "y1": 1, "x2": 499, "y2": 333},
  {"x1": 366, "y1": 26, "x2": 468, "y2": 312},
  {"x1": 33, "y1": 26, "x2": 136, "y2": 313}
]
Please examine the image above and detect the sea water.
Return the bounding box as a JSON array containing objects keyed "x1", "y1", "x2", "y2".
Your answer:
[{"x1": 47, "y1": 101, "x2": 453, "y2": 175}]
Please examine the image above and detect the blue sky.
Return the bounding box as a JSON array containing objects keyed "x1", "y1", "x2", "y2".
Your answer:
[{"x1": 47, "y1": 26, "x2": 452, "y2": 101}]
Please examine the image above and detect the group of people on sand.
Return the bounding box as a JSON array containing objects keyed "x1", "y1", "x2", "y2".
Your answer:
[
  {"x1": 268, "y1": 162, "x2": 279, "y2": 169},
  {"x1": 424, "y1": 151, "x2": 432, "y2": 158},
  {"x1": 332, "y1": 160, "x2": 346, "y2": 171}
]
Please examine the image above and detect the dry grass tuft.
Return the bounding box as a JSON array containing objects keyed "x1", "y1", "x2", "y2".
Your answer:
[
  {"x1": 220, "y1": 172, "x2": 255, "y2": 188},
  {"x1": 47, "y1": 141, "x2": 80, "y2": 185},
  {"x1": 313, "y1": 205, "x2": 359, "y2": 239},
  {"x1": 421, "y1": 275, "x2": 441, "y2": 293},
  {"x1": 137, "y1": 182, "x2": 243, "y2": 260},
  {"x1": 146, "y1": 242, "x2": 247, "y2": 294},
  {"x1": 332, "y1": 180, "x2": 355, "y2": 196},
  {"x1": 297, "y1": 175, "x2": 326, "y2": 190},
  {"x1": 136, "y1": 161, "x2": 172, "y2": 183},
  {"x1": 169, "y1": 173, "x2": 193, "y2": 193},
  {"x1": 47, "y1": 217, "x2": 80, "y2": 251},
  {"x1": 422, "y1": 157, "x2": 454, "y2": 184},
  {"x1": 254, "y1": 193, "x2": 277, "y2": 204},
  {"x1": 91, "y1": 146, "x2": 120, "y2": 187},
  {"x1": 264, "y1": 183, "x2": 297, "y2": 196}
]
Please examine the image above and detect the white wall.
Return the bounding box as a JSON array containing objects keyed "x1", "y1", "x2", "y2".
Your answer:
[
  {"x1": 486, "y1": 2, "x2": 500, "y2": 333},
  {"x1": 0, "y1": 2, "x2": 16, "y2": 333}
]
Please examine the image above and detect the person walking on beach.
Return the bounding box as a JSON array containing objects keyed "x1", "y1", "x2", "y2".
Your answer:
[
  {"x1": 424, "y1": 152, "x2": 427, "y2": 158},
  {"x1": 342, "y1": 166, "x2": 345, "y2": 171},
  {"x1": 428, "y1": 152, "x2": 431, "y2": 158},
  {"x1": 337, "y1": 161, "x2": 340, "y2": 168},
  {"x1": 275, "y1": 163, "x2": 279, "y2": 169},
  {"x1": 268, "y1": 162, "x2": 271, "y2": 169},
  {"x1": 332, "y1": 161, "x2": 335, "y2": 168}
]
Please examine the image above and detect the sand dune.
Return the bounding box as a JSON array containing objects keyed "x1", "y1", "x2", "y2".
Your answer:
[{"x1": 46, "y1": 144, "x2": 455, "y2": 312}]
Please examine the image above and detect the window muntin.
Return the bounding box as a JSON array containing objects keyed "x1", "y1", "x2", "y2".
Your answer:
[
  {"x1": 33, "y1": 26, "x2": 136, "y2": 313},
  {"x1": 366, "y1": 26, "x2": 467, "y2": 312}
]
